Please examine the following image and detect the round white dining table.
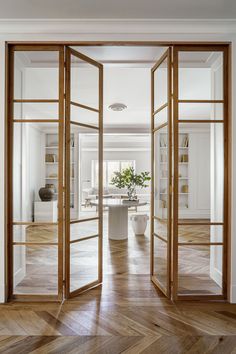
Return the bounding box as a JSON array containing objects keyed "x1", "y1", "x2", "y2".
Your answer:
[{"x1": 91, "y1": 198, "x2": 147, "y2": 240}]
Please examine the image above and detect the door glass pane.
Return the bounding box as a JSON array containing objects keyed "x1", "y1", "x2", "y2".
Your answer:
[
  {"x1": 178, "y1": 245, "x2": 223, "y2": 295},
  {"x1": 13, "y1": 245, "x2": 58, "y2": 295},
  {"x1": 71, "y1": 54, "x2": 99, "y2": 109},
  {"x1": 154, "y1": 236, "x2": 168, "y2": 289},
  {"x1": 71, "y1": 104, "x2": 99, "y2": 127},
  {"x1": 70, "y1": 237, "x2": 99, "y2": 292},
  {"x1": 178, "y1": 102, "x2": 223, "y2": 121},
  {"x1": 13, "y1": 224, "x2": 58, "y2": 243},
  {"x1": 14, "y1": 51, "x2": 59, "y2": 100},
  {"x1": 154, "y1": 57, "x2": 167, "y2": 111},
  {"x1": 13, "y1": 122, "x2": 59, "y2": 223},
  {"x1": 70, "y1": 220, "x2": 98, "y2": 242},
  {"x1": 154, "y1": 126, "x2": 168, "y2": 241},
  {"x1": 70, "y1": 124, "x2": 99, "y2": 221},
  {"x1": 154, "y1": 106, "x2": 168, "y2": 129},
  {"x1": 178, "y1": 123, "x2": 224, "y2": 222},
  {"x1": 178, "y1": 224, "x2": 223, "y2": 243},
  {"x1": 14, "y1": 102, "x2": 58, "y2": 120},
  {"x1": 178, "y1": 52, "x2": 223, "y2": 100}
]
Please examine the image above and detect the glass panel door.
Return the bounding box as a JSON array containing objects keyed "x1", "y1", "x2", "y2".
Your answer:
[
  {"x1": 151, "y1": 48, "x2": 172, "y2": 297},
  {"x1": 172, "y1": 45, "x2": 229, "y2": 301},
  {"x1": 7, "y1": 45, "x2": 64, "y2": 301},
  {"x1": 65, "y1": 47, "x2": 103, "y2": 298}
]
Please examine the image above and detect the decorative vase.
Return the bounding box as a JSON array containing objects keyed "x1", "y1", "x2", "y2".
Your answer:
[
  {"x1": 127, "y1": 188, "x2": 137, "y2": 201},
  {"x1": 39, "y1": 187, "x2": 55, "y2": 201}
]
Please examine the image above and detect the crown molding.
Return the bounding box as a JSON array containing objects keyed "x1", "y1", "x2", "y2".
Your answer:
[{"x1": 0, "y1": 19, "x2": 235, "y2": 35}]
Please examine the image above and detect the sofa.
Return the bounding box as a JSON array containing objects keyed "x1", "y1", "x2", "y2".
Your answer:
[{"x1": 82, "y1": 187, "x2": 150, "y2": 207}]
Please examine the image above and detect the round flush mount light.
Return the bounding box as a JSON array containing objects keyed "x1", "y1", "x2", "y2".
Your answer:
[{"x1": 108, "y1": 103, "x2": 127, "y2": 112}]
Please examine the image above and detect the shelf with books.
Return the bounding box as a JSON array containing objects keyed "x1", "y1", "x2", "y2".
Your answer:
[
  {"x1": 44, "y1": 132, "x2": 77, "y2": 212},
  {"x1": 157, "y1": 132, "x2": 189, "y2": 216}
]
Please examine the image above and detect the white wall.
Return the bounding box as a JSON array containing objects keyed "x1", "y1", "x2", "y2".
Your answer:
[{"x1": 0, "y1": 21, "x2": 235, "y2": 302}]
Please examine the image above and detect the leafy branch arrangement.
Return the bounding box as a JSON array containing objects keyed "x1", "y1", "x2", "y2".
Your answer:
[{"x1": 110, "y1": 167, "x2": 151, "y2": 201}]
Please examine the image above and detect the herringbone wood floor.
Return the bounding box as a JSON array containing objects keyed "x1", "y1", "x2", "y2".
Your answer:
[{"x1": 4, "y1": 214, "x2": 235, "y2": 353}]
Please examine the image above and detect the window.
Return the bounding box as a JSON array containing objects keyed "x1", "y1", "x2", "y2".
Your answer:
[{"x1": 91, "y1": 160, "x2": 135, "y2": 188}]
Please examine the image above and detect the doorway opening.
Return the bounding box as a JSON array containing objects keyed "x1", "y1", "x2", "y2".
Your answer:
[{"x1": 5, "y1": 42, "x2": 230, "y2": 302}]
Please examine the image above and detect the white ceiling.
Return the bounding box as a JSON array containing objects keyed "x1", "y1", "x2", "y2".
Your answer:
[{"x1": 0, "y1": 0, "x2": 235, "y2": 19}]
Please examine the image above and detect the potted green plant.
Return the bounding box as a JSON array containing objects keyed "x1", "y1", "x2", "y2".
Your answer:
[{"x1": 110, "y1": 167, "x2": 151, "y2": 201}]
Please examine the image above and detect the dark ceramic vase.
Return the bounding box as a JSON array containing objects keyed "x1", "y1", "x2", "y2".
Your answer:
[{"x1": 39, "y1": 187, "x2": 54, "y2": 201}]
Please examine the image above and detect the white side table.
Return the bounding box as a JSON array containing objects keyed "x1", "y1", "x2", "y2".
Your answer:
[{"x1": 34, "y1": 201, "x2": 58, "y2": 222}]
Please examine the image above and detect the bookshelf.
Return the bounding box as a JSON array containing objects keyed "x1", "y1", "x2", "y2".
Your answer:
[
  {"x1": 156, "y1": 132, "x2": 189, "y2": 218},
  {"x1": 44, "y1": 132, "x2": 78, "y2": 217}
]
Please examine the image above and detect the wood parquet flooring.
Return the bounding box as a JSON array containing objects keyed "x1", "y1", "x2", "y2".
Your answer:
[
  {"x1": 5, "y1": 214, "x2": 236, "y2": 353},
  {"x1": 1, "y1": 287, "x2": 236, "y2": 353}
]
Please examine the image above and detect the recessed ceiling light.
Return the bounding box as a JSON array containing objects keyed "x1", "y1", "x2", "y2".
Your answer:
[{"x1": 108, "y1": 103, "x2": 127, "y2": 112}]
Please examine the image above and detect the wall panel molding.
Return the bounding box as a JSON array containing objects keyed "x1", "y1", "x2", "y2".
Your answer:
[{"x1": 0, "y1": 19, "x2": 235, "y2": 35}]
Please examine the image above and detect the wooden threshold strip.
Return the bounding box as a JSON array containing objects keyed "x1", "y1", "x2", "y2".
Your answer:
[
  {"x1": 13, "y1": 99, "x2": 59, "y2": 103},
  {"x1": 153, "y1": 122, "x2": 168, "y2": 133},
  {"x1": 153, "y1": 102, "x2": 168, "y2": 116},
  {"x1": 153, "y1": 233, "x2": 168, "y2": 243},
  {"x1": 70, "y1": 100, "x2": 99, "y2": 113},
  {"x1": 70, "y1": 120, "x2": 99, "y2": 130},
  {"x1": 70, "y1": 216, "x2": 99, "y2": 224},
  {"x1": 70, "y1": 234, "x2": 99, "y2": 244}
]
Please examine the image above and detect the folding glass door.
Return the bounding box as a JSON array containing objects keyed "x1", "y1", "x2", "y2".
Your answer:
[
  {"x1": 151, "y1": 48, "x2": 172, "y2": 297},
  {"x1": 7, "y1": 44, "x2": 103, "y2": 301},
  {"x1": 7, "y1": 45, "x2": 64, "y2": 301},
  {"x1": 151, "y1": 44, "x2": 229, "y2": 301},
  {"x1": 64, "y1": 47, "x2": 103, "y2": 298},
  {"x1": 172, "y1": 45, "x2": 229, "y2": 300}
]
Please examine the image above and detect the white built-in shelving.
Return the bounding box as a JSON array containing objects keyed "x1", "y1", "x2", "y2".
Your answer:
[
  {"x1": 156, "y1": 132, "x2": 189, "y2": 218},
  {"x1": 44, "y1": 132, "x2": 78, "y2": 215}
]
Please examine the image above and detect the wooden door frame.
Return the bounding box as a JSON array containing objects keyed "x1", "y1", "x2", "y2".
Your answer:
[{"x1": 5, "y1": 41, "x2": 231, "y2": 302}]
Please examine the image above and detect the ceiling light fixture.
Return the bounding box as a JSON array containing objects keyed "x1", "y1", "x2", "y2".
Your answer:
[{"x1": 108, "y1": 103, "x2": 127, "y2": 112}]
